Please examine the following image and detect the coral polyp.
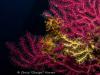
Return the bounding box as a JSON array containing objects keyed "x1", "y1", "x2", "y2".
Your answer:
[{"x1": 6, "y1": 0, "x2": 100, "y2": 75}]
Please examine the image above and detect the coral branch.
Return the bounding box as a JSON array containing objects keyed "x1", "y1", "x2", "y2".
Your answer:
[{"x1": 6, "y1": 0, "x2": 100, "y2": 74}]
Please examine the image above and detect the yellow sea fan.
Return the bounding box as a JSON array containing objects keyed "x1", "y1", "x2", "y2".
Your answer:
[
  {"x1": 44, "y1": 16, "x2": 96, "y2": 64},
  {"x1": 41, "y1": 35, "x2": 56, "y2": 53},
  {"x1": 45, "y1": 17, "x2": 62, "y2": 36},
  {"x1": 61, "y1": 34, "x2": 95, "y2": 64}
]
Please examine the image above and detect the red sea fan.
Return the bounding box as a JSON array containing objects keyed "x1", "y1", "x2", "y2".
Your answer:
[
  {"x1": 43, "y1": 0, "x2": 100, "y2": 40},
  {"x1": 5, "y1": 32, "x2": 66, "y2": 72},
  {"x1": 5, "y1": 32, "x2": 100, "y2": 75},
  {"x1": 6, "y1": 32, "x2": 46, "y2": 70},
  {"x1": 5, "y1": 0, "x2": 100, "y2": 74}
]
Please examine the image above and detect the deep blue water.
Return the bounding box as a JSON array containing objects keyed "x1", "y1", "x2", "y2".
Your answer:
[
  {"x1": 0, "y1": 0, "x2": 34, "y2": 40},
  {"x1": 0, "y1": 0, "x2": 48, "y2": 74}
]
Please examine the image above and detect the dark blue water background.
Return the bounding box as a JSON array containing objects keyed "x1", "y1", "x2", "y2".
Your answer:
[{"x1": 0, "y1": 0, "x2": 48, "y2": 74}]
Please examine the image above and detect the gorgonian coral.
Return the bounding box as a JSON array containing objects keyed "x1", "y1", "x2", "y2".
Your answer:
[
  {"x1": 6, "y1": 32, "x2": 43, "y2": 69},
  {"x1": 6, "y1": 0, "x2": 100, "y2": 75},
  {"x1": 6, "y1": 32, "x2": 100, "y2": 75},
  {"x1": 44, "y1": 17, "x2": 95, "y2": 64},
  {"x1": 6, "y1": 17, "x2": 100, "y2": 75},
  {"x1": 43, "y1": 0, "x2": 100, "y2": 40}
]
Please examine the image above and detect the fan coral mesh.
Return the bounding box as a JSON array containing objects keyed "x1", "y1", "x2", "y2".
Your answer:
[
  {"x1": 6, "y1": 0, "x2": 100, "y2": 75},
  {"x1": 43, "y1": 0, "x2": 100, "y2": 40}
]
